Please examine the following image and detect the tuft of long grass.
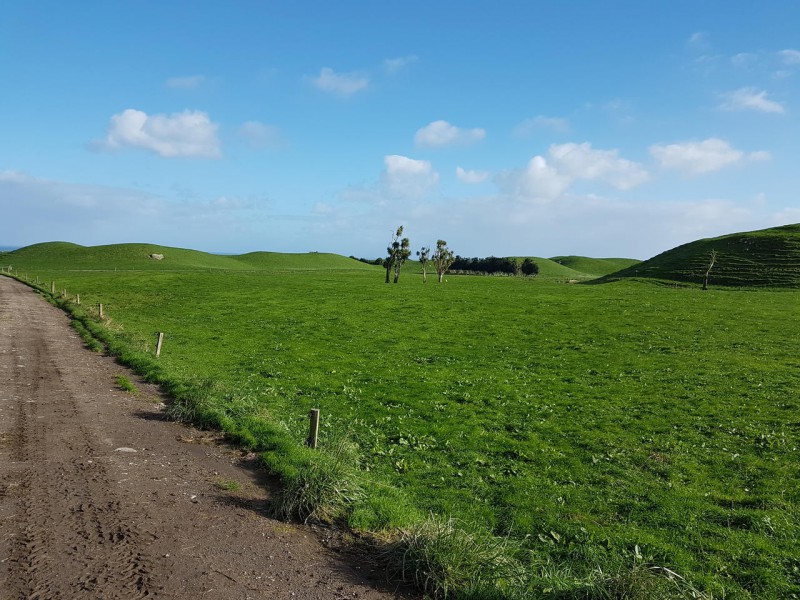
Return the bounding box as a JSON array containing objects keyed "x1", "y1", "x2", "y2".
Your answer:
[
  {"x1": 266, "y1": 433, "x2": 365, "y2": 524},
  {"x1": 383, "y1": 515, "x2": 525, "y2": 599},
  {"x1": 115, "y1": 374, "x2": 139, "y2": 394}
]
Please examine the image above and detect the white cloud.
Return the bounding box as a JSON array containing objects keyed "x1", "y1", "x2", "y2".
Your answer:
[
  {"x1": 238, "y1": 121, "x2": 283, "y2": 149},
  {"x1": 95, "y1": 109, "x2": 221, "y2": 158},
  {"x1": 414, "y1": 120, "x2": 486, "y2": 148},
  {"x1": 720, "y1": 87, "x2": 785, "y2": 114},
  {"x1": 497, "y1": 155, "x2": 570, "y2": 202},
  {"x1": 650, "y1": 138, "x2": 769, "y2": 175},
  {"x1": 384, "y1": 55, "x2": 418, "y2": 73},
  {"x1": 497, "y1": 142, "x2": 648, "y2": 203},
  {"x1": 310, "y1": 67, "x2": 369, "y2": 96},
  {"x1": 383, "y1": 155, "x2": 439, "y2": 198},
  {"x1": 513, "y1": 116, "x2": 570, "y2": 137},
  {"x1": 456, "y1": 167, "x2": 489, "y2": 184},
  {"x1": 549, "y1": 142, "x2": 649, "y2": 190},
  {"x1": 779, "y1": 49, "x2": 800, "y2": 65},
  {"x1": 165, "y1": 75, "x2": 205, "y2": 89}
]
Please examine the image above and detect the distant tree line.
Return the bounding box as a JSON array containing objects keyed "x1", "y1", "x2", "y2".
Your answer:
[
  {"x1": 451, "y1": 256, "x2": 539, "y2": 277},
  {"x1": 352, "y1": 239, "x2": 538, "y2": 280},
  {"x1": 351, "y1": 226, "x2": 537, "y2": 282}
]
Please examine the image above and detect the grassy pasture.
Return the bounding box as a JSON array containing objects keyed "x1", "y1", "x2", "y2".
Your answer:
[{"x1": 3, "y1": 243, "x2": 799, "y2": 598}]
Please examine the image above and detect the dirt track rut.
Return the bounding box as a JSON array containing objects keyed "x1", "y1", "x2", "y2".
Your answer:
[{"x1": 0, "y1": 276, "x2": 410, "y2": 599}]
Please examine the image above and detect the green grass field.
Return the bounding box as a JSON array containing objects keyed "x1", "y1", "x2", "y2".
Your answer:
[{"x1": 2, "y1": 240, "x2": 799, "y2": 599}]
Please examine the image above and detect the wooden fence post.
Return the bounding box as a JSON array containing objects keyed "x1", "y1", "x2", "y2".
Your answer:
[
  {"x1": 51, "y1": 282, "x2": 56, "y2": 294},
  {"x1": 307, "y1": 409, "x2": 320, "y2": 449},
  {"x1": 98, "y1": 303, "x2": 104, "y2": 319},
  {"x1": 155, "y1": 332, "x2": 164, "y2": 357},
  {"x1": 76, "y1": 294, "x2": 80, "y2": 305}
]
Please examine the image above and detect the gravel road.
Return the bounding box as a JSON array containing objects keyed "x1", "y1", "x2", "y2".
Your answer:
[{"x1": 0, "y1": 276, "x2": 412, "y2": 599}]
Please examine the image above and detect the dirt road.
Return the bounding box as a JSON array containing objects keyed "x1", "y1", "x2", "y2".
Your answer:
[{"x1": 0, "y1": 276, "x2": 411, "y2": 599}]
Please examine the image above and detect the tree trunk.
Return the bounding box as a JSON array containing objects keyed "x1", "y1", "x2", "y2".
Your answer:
[
  {"x1": 385, "y1": 263, "x2": 391, "y2": 283},
  {"x1": 438, "y1": 271, "x2": 444, "y2": 283},
  {"x1": 422, "y1": 268, "x2": 427, "y2": 283}
]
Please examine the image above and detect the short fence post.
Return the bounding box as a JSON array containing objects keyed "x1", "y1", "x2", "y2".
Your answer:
[
  {"x1": 76, "y1": 294, "x2": 80, "y2": 305},
  {"x1": 155, "y1": 332, "x2": 164, "y2": 357},
  {"x1": 307, "y1": 409, "x2": 320, "y2": 449},
  {"x1": 51, "y1": 282, "x2": 56, "y2": 294},
  {"x1": 98, "y1": 303, "x2": 104, "y2": 319}
]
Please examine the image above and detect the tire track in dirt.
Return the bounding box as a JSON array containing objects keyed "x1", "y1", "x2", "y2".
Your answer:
[{"x1": 0, "y1": 277, "x2": 414, "y2": 599}]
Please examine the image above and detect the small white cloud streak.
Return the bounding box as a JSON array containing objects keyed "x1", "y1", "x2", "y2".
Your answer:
[
  {"x1": 95, "y1": 109, "x2": 221, "y2": 158},
  {"x1": 165, "y1": 75, "x2": 205, "y2": 89},
  {"x1": 779, "y1": 49, "x2": 800, "y2": 65},
  {"x1": 384, "y1": 55, "x2": 418, "y2": 73},
  {"x1": 687, "y1": 31, "x2": 709, "y2": 50},
  {"x1": 414, "y1": 120, "x2": 486, "y2": 148},
  {"x1": 513, "y1": 116, "x2": 570, "y2": 137},
  {"x1": 456, "y1": 167, "x2": 489, "y2": 184},
  {"x1": 310, "y1": 67, "x2": 369, "y2": 96},
  {"x1": 720, "y1": 87, "x2": 785, "y2": 114},
  {"x1": 650, "y1": 138, "x2": 770, "y2": 175},
  {"x1": 0, "y1": 171, "x2": 282, "y2": 251}
]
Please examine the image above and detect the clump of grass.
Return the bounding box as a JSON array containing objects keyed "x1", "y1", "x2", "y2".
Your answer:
[
  {"x1": 266, "y1": 433, "x2": 365, "y2": 524},
  {"x1": 115, "y1": 374, "x2": 139, "y2": 394},
  {"x1": 215, "y1": 479, "x2": 241, "y2": 492},
  {"x1": 70, "y1": 319, "x2": 104, "y2": 352},
  {"x1": 383, "y1": 515, "x2": 524, "y2": 599}
]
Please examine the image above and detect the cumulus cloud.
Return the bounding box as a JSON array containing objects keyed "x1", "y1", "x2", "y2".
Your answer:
[
  {"x1": 383, "y1": 155, "x2": 439, "y2": 198},
  {"x1": 414, "y1": 120, "x2": 486, "y2": 148},
  {"x1": 549, "y1": 143, "x2": 649, "y2": 190},
  {"x1": 650, "y1": 138, "x2": 769, "y2": 175},
  {"x1": 94, "y1": 109, "x2": 221, "y2": 158},
  {"x1": 310, "y1": 67, "x2": 369, "y2": 96},
  {"x1": 165, "y1": 75, "x2": 205, "y2": 89},
  {"x1": 497, "y1": 142, "x2": 648, "y2": 203},
  {"x1": 384, "y1": 55, "x2": 418, "y2": 73},
  {"x1": 497, "y1": 155, "x2": 570, "y2": 202},
  {"x1": 238, "y1": 121, "x2": 283, "y2": 149},
  {"x1": 719, "y1": 87, "x2": 785, "y2": 114},
  {"x1": 456, "y1": 167, "x2": 489, "y2": 184},
  {"x1": 513, "y1": 115, "x2": 570, "y2": 137}
]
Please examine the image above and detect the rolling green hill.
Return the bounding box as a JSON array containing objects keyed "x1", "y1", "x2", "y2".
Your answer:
[
  {"x1": 600, "y1": 223, "x2": 800, "y2": 287},
  {"x1": 549, "y1": 255, "x2": 640, "y2": 277},
  {"x1": 3, "y1": 243, "x2": 640, "y2": 281},
  {"x1": 3, "y1": 242, "x2": 376, "y2": 272}
]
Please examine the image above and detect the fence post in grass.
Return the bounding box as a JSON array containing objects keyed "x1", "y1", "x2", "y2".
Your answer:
[
  {"x1": 76, "y1": 294, "x2": 80, "y2": 305},
  {"x1": 307, "y1": 409, "x2": 320, "y2": 449},
  {"x1": 98, "y1": 303, "x2": 104, "y2": 319},
  {"x1": 51, "y1": 282, "x2": 56, "y2": 295},
  {"x1": 155, "y1": 332, "x2": 164, "y2": 357}
]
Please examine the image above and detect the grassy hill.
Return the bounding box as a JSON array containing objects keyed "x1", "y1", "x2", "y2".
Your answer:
[
  {"x1": 4, "y1": 243, "x2": 640, "y2": 282},
  {"x1": 600, "y1": 223, "x2": 800, "y2": 287},
  {"x1": 549, "y1": 255, "x2": 640, "y2": 277},
  {"x1": 3, "y1": 242, "x2": 376, "y2": 272}
]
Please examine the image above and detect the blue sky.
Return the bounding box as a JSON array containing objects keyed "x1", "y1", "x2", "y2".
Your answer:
[{"x1": 2, "y1": 1, "x2": 799, "y2": 259}]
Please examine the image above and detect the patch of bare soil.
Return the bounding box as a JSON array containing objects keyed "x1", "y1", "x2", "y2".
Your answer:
[{"x1": 0, "y1": 276, "x2": 415, "y2": 599}]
